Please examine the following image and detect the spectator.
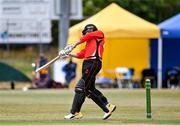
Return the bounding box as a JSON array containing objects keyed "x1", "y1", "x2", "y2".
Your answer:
[
  {"x1": 165, "y1": 67, "x2": 180, "y2": 89},
  {"x1": 62, "y1": 58, "x2": 77, "y2": 88},
  {"x1": 141, "y1": 68, "x2": 157, "y2": 88},
  {"x1": 32, "y1": 54, "x2": 52, "y2": 88}
]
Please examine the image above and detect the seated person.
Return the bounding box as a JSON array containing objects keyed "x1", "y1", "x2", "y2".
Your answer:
[
  {"x1": 165, "y1": 67, "x2": 180, "y2": 89},
  {"x1": 141, "y1": 68, "x2": 156, "y2": 88}
]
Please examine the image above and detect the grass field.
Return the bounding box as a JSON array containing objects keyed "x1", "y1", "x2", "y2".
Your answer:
[{"x1": 0, "y1": 89, "x2": 180, "y2": 126}]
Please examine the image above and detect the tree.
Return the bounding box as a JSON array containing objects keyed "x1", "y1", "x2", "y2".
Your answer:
[{"x1": 83, "y1": 0, "x2": 180, "y2": 24}]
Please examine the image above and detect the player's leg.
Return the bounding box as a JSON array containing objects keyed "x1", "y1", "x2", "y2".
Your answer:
[
  {"x1": 85, "y1": 60, "x2": 116, "y2": 119},
  {"x1": 83, "y1": 60, "x2": 112, "y2": 120},
  {"x1": 86, "y1": 89, "x2": 109, "y2": 113},
  {"x1": 64, "y1": 60, "x2": 93, "y2": 119},
  {"x1": 89, "y1": 83, "x2": 108, "y2": 105},
  {"x1": 87, "y1": 85, "x2": 116, "y2": 120},
  {"x1": 93, "y1": 88, "x2": 116, "y2": 113},
  {"x1": 64, "y1": 79, "x2": 85, "y2": 119},
  {"x1": 71, "y1": 79, "x2": 86, "y2": 114}
]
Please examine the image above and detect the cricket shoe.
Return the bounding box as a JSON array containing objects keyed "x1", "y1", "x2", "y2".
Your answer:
[
  {"x1": 102, "y1": 103, "x2": 116, "y2": 120},
  {"x1": 107, "y1": 103, "x2": 116, "y2": 113},
  {"x1": 102, "y1": 112, "x2": 112, "y2": 120},
  {"x1": 64, "y1": 112, "x2": 83, "y2": 119},
  {"x1": 64, "y1": 113, "x2": 75, "y2": 119},
  {"x1": 74, "y1": 112, "x2": 83, "y2": 119}
]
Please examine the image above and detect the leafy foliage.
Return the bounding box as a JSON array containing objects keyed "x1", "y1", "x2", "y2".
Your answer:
[{"x1": 83, "y1": 0, "x2": 180, "y2": 24}]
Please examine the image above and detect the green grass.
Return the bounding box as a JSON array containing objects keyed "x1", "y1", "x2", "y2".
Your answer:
[{"x1": 0, "y1": 89, "x2": 180, "y2": 126}]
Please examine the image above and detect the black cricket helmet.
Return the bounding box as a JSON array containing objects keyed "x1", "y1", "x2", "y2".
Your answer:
[{"x1": 82, "y1": 24, "x2": 98, "y2": 35}]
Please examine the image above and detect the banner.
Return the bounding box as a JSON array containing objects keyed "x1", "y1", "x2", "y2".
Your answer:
[
  {"x1": 0, "y1": 0, "x2": 51, "y2": 19},
  {"x1": 0, "y1": 0, "x2": 51, "y2": 43},
  {"x1": 0, "y1": 19, "x2": 51, "y2": 43},
  {"x1": 0, "y1": 0, "x2": 82, "y2": 43}
]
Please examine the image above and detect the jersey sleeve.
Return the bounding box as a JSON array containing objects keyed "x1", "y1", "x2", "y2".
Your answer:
[
  {"x1": 79, "y1": 30, "x2": 104, "y2": 43},
  {"x1": 75, "y1": 49, "x2": 86, "y2": 59}
]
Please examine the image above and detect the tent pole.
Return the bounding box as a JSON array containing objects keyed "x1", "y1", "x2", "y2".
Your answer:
[{"x1": 158, "y1": 37, "x2": 163, "y2": 89}]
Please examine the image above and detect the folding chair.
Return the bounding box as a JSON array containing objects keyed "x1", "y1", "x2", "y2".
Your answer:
[{"x1": 115, "y1": 67, "x2": 133, "y2": 88}]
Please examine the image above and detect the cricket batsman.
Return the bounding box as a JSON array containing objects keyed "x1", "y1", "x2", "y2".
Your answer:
[{"x1": 60, "y1": 24, "x2": 116, "y2": 120}]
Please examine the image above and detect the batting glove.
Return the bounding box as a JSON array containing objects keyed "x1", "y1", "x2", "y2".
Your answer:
[
  {"x1": 64, "y1": 44, "x2": 75, "y2": 52},
  {"x1": 59, "y1": 50, "x2": 67, "y2": 56}
]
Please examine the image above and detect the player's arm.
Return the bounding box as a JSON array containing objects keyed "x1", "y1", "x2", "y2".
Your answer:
[
  {"x1": 72, "y1": 31, "x2": 103, "y2": 47},
  {"x1": 69, "y1": 49, "x2": 86, "y2": 59},
  {"x1": 59, "y1": 31, "x2": 103, "y2": 57},
  {"x1": 79, "y1": 31, "x2": 104, "y2": 42},
  {"x1": 59, "y1": 39, "x2": 83, "y2": 56},
  {"x1": 71, "y1": 34, "x2": 90, "y2": 48},
  {"x1": 66, "y1": 34, "x2": 89, "y2": 50}
]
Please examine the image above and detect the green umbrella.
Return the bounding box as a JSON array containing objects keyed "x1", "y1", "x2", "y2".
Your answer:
[{"x1": 0, "y1": 62, "x2": 31, "y2": 82}]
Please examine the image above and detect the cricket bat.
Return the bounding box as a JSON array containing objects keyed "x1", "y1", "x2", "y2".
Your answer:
[
  {"x1": 35, "y1": 55, "x2": 60, "y2": 73},
  {"x1": 35, "y1": 44, "x2": 75, "y2": 73}
]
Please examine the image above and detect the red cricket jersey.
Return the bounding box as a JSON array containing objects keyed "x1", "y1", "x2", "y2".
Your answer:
[{"x1": 76, "y1": 30, "x2": 105, "y2": 60}]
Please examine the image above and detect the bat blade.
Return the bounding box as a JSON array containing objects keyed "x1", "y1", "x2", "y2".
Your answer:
[{"x1": 35, "y1": 55, "x2": 60, "y2": 73}]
